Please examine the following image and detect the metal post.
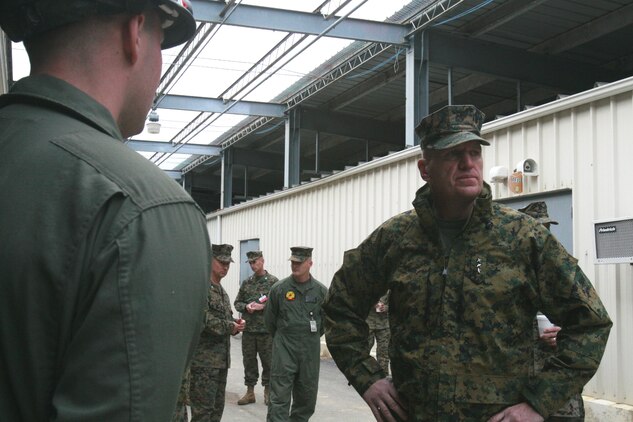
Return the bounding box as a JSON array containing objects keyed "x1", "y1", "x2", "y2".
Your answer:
[
  {"x1": 405, "y1": 31, "x2": 429, "y2": 147},
  {"x1": 315, "y1": 131, "x2": 320, "y2": 173},
  {"x1": 284, "y1": 108, "x2": 301, "y2": 188},
  {"x1": 448, "y1": 67, "x2": 453, "y2": 105},
  {"x1": 222, "y1": 147, "x2": 233, "y2": 208}
]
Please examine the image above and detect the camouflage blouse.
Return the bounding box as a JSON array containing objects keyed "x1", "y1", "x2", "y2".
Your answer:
[
  {"x1": 324, "y1": 183, "x2": 611, "y2": 420},
  {"x1": 192, "y1": 282, "x2": 235, "y2": 369},
  {"x1": 234, "y1": 271, "x2": 279, "y2": 333}
]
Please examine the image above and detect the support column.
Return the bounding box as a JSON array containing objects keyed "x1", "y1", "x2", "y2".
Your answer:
[
  {"x1": 284, "y1": 107, "x2": 301, "y2": 188},
  {"x1": 315, "y1": 131, "x2": 320, "y2": 173},
  {"x1": 447, "y1": 67, "x2": 453, "y2": 105},
  {"x1": 183, "y1": 171, "x2": 193, "y2": 194},
  {"x1": 221, "y1": 147, "x2": 233, "y2": 208},
  {"x1": 405, "y1": 31, "x2": 429, "y2": 147},
  {"x1": 243, "y1": 166, "x2": 249, "y2": 199}
]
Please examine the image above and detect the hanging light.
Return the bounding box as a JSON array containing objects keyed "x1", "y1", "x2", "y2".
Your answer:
[{"x1": 147, "y1": 110, "x2": 161, "y2": 134}]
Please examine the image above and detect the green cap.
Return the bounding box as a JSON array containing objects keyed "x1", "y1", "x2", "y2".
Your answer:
[
  {"x1": 245, "y1": 250, "x2": 263, "y2": 263},
  {"x1": 518, "y1": 201, "x2": 558, "y2": 225},
  {"x1": 415, "y1": 105, "x2": 489, "y2": 150},
  {"x1": 212, "y1": 244, "x2": 234, "y2": 263},
  {"x1": 289, "y1": 246, "x2": 313, "y2": 263},
  {"x1": 0, "y1": 0, "x2": 196, "y2": 49}
]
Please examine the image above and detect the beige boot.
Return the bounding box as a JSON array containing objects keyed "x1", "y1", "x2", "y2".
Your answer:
[
  {"x1": 237, "y1": 386, "x2": 256, "y2": 405},
  {"x1": 264, "y1": 386, "x2": 270, "y2": 405}
]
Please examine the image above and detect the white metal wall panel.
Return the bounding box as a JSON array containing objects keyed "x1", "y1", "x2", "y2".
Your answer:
[
  {"x1": 209, "y1": 149, "x2": 423, "y2": 303},
  {"x1": 208, "y1": 76, "x2": 633, "y2": 406}
]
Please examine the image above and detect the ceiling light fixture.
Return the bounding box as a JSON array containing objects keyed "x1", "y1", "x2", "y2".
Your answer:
[{"x1": 147, "y1": 110, "x2": 161, "y2": 134}]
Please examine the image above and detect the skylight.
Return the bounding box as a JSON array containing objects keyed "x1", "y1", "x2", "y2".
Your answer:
[{"x1": 10, "y1": 0, "x2": 414, "y2": 172}]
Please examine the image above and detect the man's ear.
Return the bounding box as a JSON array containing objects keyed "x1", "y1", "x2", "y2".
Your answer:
[
  {"x1": 122, "y1": 14, "x2": 146, "y2": 65},
  {"x1": 418, "y1": 159, "x2": 430, "y2": 181}
]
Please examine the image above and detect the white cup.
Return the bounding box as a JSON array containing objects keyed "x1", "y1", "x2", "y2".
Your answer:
[{"x1": 536, "y1": 313, "x2": 554, "y2": 336}]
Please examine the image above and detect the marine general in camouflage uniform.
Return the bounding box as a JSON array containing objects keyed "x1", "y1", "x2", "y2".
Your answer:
[
  {"x1": 190, "y1": 244, "x2": 246, "y2": 422},
  {"x1": 519, "y1": 202, "x2": 585, "y2": 422},
  {"x1": 234, "y1": 250, "x2": 279, "y2": 406},
  {"x1": 366, "y1": 291, "x2": 390, "y2": 375},
  {"x1": 323, "y1": 105, "x2": 612, "y2": 422}
]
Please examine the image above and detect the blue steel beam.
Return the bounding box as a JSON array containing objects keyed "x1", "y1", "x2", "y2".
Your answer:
[
  {"x1": 157, "y1": 94, "x2": 286, "y2": 117},
  {"x1": 191, "y1": 0, "x2": 408, "y2": 45},
  {"x1": 164, "y1": 170, "x2": 182, "y2": 180},
  {"x1": 126, "y1": 140, "x2": 221, "y2": 156}
]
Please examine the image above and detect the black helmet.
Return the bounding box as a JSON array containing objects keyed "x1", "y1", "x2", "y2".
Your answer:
[{"x1": 0, "y1": 0, "x2": 196, "y2": 49}]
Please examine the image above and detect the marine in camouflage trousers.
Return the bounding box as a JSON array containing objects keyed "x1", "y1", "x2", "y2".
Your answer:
[
  {"x1": 189, "y1": 366, "x2": 228, "y2": 422},
  {"x1": 242, "y1": 332, "x2": 273, "y2": 386},
  {"x1": 171, "y1": 368, "x2": 191, "y2": 422},
  {"x1": 367, "y1": 327, "x2": 390, "y2": 375},
  {"x1": 366, "y1": 292, "x2": 390, "y2": 375}
]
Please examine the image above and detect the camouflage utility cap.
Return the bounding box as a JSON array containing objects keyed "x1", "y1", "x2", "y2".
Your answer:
[
  {"x1": 0, "y1": 0, "x2": 196, "y2": 49},
  {"x1": 212, "y1": 244, "x2": 234, "y2": 263},
  {"x1": 289, "y1": 246, "x2": 313, "y2": 262},
  {"x1": 416, "y1": 104, "x2": 490, "y2": 150},
  {"x1": 518, "y1": 201, "x2": 558, "y2": 225},
  {"x1": 245, "y1": 250, "x2": 263, "y2": 263}
]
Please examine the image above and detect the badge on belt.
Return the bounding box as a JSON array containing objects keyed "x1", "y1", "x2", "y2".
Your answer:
[{"x1": 309, "y1": 311, "x2": 317, "y2": 333}]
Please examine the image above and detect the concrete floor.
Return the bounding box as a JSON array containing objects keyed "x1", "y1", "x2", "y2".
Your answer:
[{"x1": 220, "y1": 334, "x2": 374, "y2": 421}]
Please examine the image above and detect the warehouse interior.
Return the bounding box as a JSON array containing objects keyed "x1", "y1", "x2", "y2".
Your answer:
[{"x1": 3, "y1": 0, "x2": 633, "y2": 213}]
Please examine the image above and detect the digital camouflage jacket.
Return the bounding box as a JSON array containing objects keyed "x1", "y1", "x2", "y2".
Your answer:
[
  {"x1": 192, "y1": 282, "x2": 235, "y2": 369},
  {"x1": 234, "y1": 271, "x2": 279, "y2": 333},
  {"x1": 324, "y1": 183, "x2": 612, "y2": 421}
]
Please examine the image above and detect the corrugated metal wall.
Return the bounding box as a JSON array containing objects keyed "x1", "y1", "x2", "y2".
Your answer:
[
  {"x1": 209, "y1": 149, "x2": 423, "y2": 301},
  {"x1": 208, "y1": 76, "x2": 633, "y2": 406}
]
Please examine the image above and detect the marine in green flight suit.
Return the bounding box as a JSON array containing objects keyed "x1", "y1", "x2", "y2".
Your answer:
[{"x1": 265, "y1": 247, "x2": 328, "y2": 422}]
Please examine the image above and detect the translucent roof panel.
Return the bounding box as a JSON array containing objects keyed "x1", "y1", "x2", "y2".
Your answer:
[
  {"x1": 147, "y1": 0, "x2": 415, "y2": 169},
  {"x1": 9, "y1": 0, "x2": 416, "y2": 171}
]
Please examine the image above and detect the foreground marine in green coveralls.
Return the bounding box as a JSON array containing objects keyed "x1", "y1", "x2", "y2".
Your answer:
[
  {"x1": 265, "y1": 247, "x2": 328, "y2": 422},
  {"x1": 324, "y1": 105, "x2": 612, "y2": 422},
  {"x1": 0, "y1": 1, "x2": 210, "y2": 421}
]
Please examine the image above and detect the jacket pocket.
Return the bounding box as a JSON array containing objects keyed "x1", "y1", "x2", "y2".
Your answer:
[{"x1": 454, "y1": 374, "x2": 524, "y2": 404}]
